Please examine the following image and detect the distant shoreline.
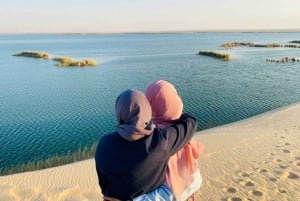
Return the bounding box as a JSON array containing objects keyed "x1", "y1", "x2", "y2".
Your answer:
[{"x1": 1, "y1": 29, "x2": 300, "y2": 35}]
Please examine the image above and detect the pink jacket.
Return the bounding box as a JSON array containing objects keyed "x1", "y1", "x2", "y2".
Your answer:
[{"x1": 146, "y1": 80, "x2": 204, "y2": 199}]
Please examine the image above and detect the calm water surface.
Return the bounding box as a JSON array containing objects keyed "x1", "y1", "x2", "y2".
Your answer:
[{"x1": 0, "y1": 33, "x2": 300, "y2": 170}]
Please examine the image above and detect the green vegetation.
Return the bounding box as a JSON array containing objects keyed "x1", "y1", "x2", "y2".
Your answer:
[
  {"x1": 53, "y1": 56, "x2": 74, "y2": 63},
  {"x1": 13, "y1": 52, "x2": 97, "y2": 67},
  {"x1": 266, "y1": 57, "x2": 300, "y2": 63},
  {"x1": 0, "y1": 142, "x2": 98, "y2": 176},
  {"x1": 289, "y1": 40, "x2": 300, "y2": 43},
  {"x1": 252, "y1": 43, "x2": 281, "y2": 48},
  {"x1": 55, "y1": 58, "x2": 97, "y2": 67},
  {"x1": 222, "y1": 42, "x2": 254, "y2": 49},
  {"x1": 283, "y1": 44, "x2": 300, "y2": 48},
  {"x1": 221, "y1": 42, "x2": 282, "y2": 49},
  {"x1": 13, "y1": 51, "x2": 51, "y2": 59},
  {"x1": 198, "y1": 50, "x2": 231, "y2": 61}
]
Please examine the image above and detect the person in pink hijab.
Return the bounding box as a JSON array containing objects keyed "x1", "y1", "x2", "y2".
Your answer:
[{"x1": 146, "y1": 80, "x2": 204, "y2": 201}]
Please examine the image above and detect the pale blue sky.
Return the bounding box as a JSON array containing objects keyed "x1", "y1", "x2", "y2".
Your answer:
[{"x1": 1, "y1": 0, "x2": 300, "y2": 33}]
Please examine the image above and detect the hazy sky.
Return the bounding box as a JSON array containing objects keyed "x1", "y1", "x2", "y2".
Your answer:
[{"x1": 1, "y1": 0, "x2": 300, "y2": 33}]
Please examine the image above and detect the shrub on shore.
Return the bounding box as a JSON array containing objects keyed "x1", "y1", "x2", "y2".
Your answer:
[
  {"x1": 0, "y1": 142, "x2": 98, "y2": 176},
  {"x1": 198, "y1": 50, "x2": 231, "y2": 61}
]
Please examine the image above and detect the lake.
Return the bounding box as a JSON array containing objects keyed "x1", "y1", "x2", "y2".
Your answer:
[{"x1": 0, "y1": 33, "x2": 300, "y2": 170}]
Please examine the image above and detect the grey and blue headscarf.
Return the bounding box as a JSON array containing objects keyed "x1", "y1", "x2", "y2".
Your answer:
[{"x1": 115, "y1": 89, "x2": 154, "y2": 141}]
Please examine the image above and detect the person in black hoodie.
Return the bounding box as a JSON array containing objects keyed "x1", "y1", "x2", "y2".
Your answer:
[{"x1": 95, "y1": 89, "x2": 197, "y2": 201}]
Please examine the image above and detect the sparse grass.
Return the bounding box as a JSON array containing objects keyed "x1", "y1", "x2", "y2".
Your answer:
[
  {"x1": 0, "y1": 142, "x2": 98, "y2": 176},
  {"x1": 13, "y1": 51, "x2": 51, "y2": 59},
  {"x1": 252, "y1": 43, "x2": 281, "y2": 48},
  {"x1": 12, "y1": 52, "x2": 97, "y2": 67},
  {"x1": 221, "y1": 42, "x2": 254, "y2": 49},
  {"x1": 221, "y1": 42, "x2": 283, "y2": 49},
  {"x1": 55, "y1": 58, "x2": 97, "y2": 67},
  {"x1": 53, "y1": 56, "x2": 74, "y2": 63},
  {"x1": 198, "y1": 50, "x2": 231, "y2": 61},
  {"x1": 266, "y1": 57, "x2": 300, "y2": 63}
]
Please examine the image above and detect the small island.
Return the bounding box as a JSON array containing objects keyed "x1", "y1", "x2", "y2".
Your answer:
[
  {"x1": 54, "y1": 57, "x2": 97, "y2": 67},
  {"x1": 221, "y1": 42, "x2": 282, "y2": 49},
  {"x1": 221, "y1": 42, "x2": 255, "y2": 49},
  {"x1": 289, "y1": 40, "x2": 300, "y2": 44},
  {"x1": 198, "y1": 50, "x2": 231, "y2": 61},
  {"x1": 266, "y1": 57, "x2": 300, "y2": 63},
  {"x1": 13, "y1": 51, "x2": 51, "y2": 59}
]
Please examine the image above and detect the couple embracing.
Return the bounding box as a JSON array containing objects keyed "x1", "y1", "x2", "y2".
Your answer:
[{"x1": 95, "y1": 80, "x2": 204, "y2": 201}]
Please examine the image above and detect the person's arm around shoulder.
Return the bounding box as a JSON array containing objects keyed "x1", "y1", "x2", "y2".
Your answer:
[{"x1": 163, "y1": 113, "x2": 197, "y2": 156}]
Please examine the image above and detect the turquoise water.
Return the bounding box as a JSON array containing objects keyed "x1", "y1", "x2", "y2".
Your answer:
[{"x1": 0, "y1": 33, "x2": 300, "y2": 170}]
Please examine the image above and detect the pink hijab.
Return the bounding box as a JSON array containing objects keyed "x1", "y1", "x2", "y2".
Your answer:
[
  {"x1": 145, "y1": 80, "x2": 183, "y2": 128},
  {"x1": 146, "y1": 80, "x2": 204, "y2": 199},
  {"x1": 115, "y1": 89, "x2": 154, "y2": 141}
]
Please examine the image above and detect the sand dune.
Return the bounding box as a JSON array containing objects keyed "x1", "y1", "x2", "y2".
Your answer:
[
  {"x1": 0, "y1": 160, "x2": 101, "y2": 201},
  {"x1": 1, "y1": 103, "x2": 299, "y2": 201},
  {"x1": 195, "y1": 103, "x2": 300, "y2": 201}
]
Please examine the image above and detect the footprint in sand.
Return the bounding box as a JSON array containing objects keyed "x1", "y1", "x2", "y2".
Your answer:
[
  {"x1": 240, "y1": 180, "x2": 255, "y2": 187},
  {"x1": 275, "y1": 158, "x2": 282, "y2": 163},
  {"x1": 282, "y1": 149, "x2": 290, "y2": 153},
  {"x1": 284, "y1": 142, "x2": 291, "y2": 146},
  {"x1": 258, "y1": 168, "x2": 269, "y2": 174},
  {"x1": 223, "y1": 187, "x2": 237, "y2": 193},
  {"x1": 282, "y1": 171, "x2": 299, "y2": 179},
  {"x1": 275, "y1": 188, "x2": 288, "y2": 194},
  {"x1": 293, "y1": 161, "x2": 300, "y2": 166},
  {"x1": 237, "y1": 172, "x2": 252, "y2": 177},
  {"x1": 248, "y1": 190, "x2": 263, "y2": 197},
  {"x1": 268, "y1": 177, "x2": 277, "y2": 182},
  {"x1": 295, "y1": 157, "x2": 300, "y2": 160},
  {"x1": 279, "y1": 164, "x2": 289, "y2": 169},
  {"x1": 287, "y1": 172, "x2": 299, "y2": 179},
  {"x1": 226, "y1": 197, "x2": 244, "y2": 201}
]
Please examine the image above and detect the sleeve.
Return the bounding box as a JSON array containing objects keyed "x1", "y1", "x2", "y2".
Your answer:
[
  {"x1": 189, "y1": 139, "x2": 205, "y2": 159},
  {"x1": 96, "y1": 164, "x2": 108, "y2": 194},
  {"x1": 162, "y1": 113, "x2": 197, "y2": 156},
  {"x1": 95, "y1": 141, "x2": 108, "y2": 195}
]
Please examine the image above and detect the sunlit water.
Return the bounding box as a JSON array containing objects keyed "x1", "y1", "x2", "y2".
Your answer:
[{"x1": 0, "y1": 33, "x2": 300, "y2": 170}]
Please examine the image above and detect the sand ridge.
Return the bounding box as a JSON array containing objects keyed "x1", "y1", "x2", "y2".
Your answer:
[
  {"x1": 195, "y1": 103, "x2": 300, "y2": 201},
  {"x1": 0, "y1": 160, "x2": 101, "y2": 201}
]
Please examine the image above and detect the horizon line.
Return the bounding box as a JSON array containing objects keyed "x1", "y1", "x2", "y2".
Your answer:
[{"x1": 1, "y1": 28, "x2": 300, "y2": 35}]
